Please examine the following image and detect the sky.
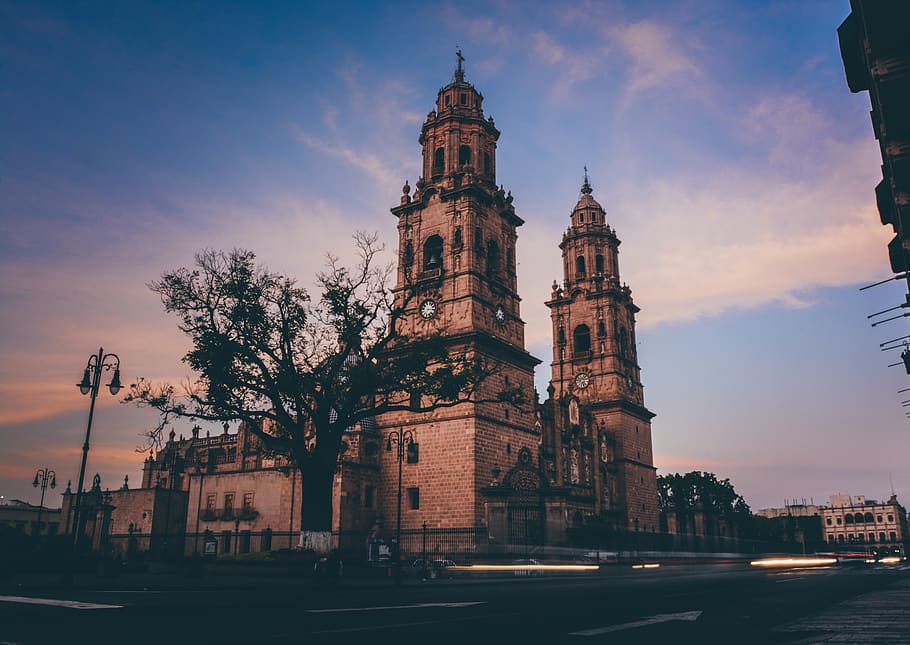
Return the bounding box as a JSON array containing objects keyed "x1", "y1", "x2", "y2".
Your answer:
[{"x1": 1, "y1": 0, "x2": 906, "y2": 514}]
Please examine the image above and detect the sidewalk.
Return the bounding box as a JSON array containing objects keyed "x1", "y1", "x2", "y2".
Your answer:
[{"x1": 775, "y1": 574, "x2": 910, "y2": 643}]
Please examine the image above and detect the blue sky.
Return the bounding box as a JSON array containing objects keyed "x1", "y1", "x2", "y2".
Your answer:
[{"x1": 1, "y1": 0, "x2": 905, "y2": 513}]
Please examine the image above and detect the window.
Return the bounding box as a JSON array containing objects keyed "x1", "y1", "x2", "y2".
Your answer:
[
  {"x1": 869, "y1": 532, "x2": 876, "y2": 542},
  {"x1": 364, "y1": 486, "x2": 374, "y2": 509},
  {"x1": 474, "y1": 227, "x2": 483, "y2": 255},
  {"x1": 406, "y1": 442, "x2": 419, "y2": 464},
  {"x1": 888, "y1": 514, "x2": 894, "y2": 522},
  {"x1": 573, "y1": 324, "x2": 591, "y2": 354},
  {"x1": 224, "y1": 493, "x2": 234, "y2": 516},
  {"x1": 458, "y1": 145, "x2": 471, "y2": 167},
  {"x1": 837, "y1": 534, "x2": 844, "y2": 543},
  {"x1": 407, "y1": 487, "x2": 420, "y2": 510},
  {"x1": 597, "y1": 320, "x2": 606, "y2": 337},
  {"x1": 836, "y1": 517, "x2": 842, "y2": 525},
  {"x1": 459, "y1": 92, "x2": 467, "y2": 105},
  {"x1": 579, "y1": 213, "x2": 584, "y2": 223},
  {"x1": 433, "y1": 147, "x2": 445, "y2": 176},
  {"x1": 239, "y1": 531, "x2": 251, "y2": 554},
  {"x1": 575, "y1": 256, "x2": 586, "y2": 277},
  {"x1": 826, "y1": 517, "x2": 832, "y2": 526},
  {"x1": 242, "y1": 492, "x2": 254, "y2": 512},
  {"x1": 410, "y1": 390, "x2": 421, "y2": 410},
  {"x1": 880, "y1": 532, "x2": 886, "y2": 542},
  {"x1": 486, "y1": 240, "x2": 500, "y2": 276},
  {"x1": 453, "y1": 227, "x2": 463, "y2": 248},
  {"x1": 877, "y1": 515, "x2": 883, "y2": 522},
  {"x1": 864, "y1": 512, "x2": 874, "y2": 523},
  {"x1": 423, "y1": 235, "x2": 443, "y2": 270},
  {"x1": 890, "y1": 531, "x2": 897, "y2": 542},
  {"x1": 444, "y1": 95, "x2": 451, "y2": 107},
  {"x1": 827, "y1": 535, "x2": 834, "y2": 543},
  {"x1": 854, "y1": 512, "x2": 864, "y2": 524},
  {"x1": 221, "y1": 530, "x2": 232, "y2": 553},
  {"x1": 595, "y1": 254, "x2": 605, "y2": 274},
  {"x1": 206, "y1": 494, "x2": 216, "y2": 511},
  {"x1": 845, "y1": 515, "x2": 853, "y2": 524}
]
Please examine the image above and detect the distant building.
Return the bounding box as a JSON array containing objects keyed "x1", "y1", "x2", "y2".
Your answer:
[
  {"x1": 820, "y1": 494, "x2": 908, "y2": 554},
  {"x1": 0, "y1": 499, "x2": 61, "y2": 537},
  {"x1": 755, "y1": 502, "x2": 821, "y2": 519}
]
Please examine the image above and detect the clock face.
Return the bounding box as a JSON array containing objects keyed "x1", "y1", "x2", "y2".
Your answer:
[
  {"x1": 494, "y1": 305, "x2": 505, "y2": 323},
  {"x1": 419, "y1": 299, "x2": 438, "y2": 319},
  {"x1": 575, "y1": 372, "x2": 591, "y2": 389}
]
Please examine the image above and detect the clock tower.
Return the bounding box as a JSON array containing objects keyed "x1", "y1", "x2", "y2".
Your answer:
[
  {"x1": 545, "y1": 173, "x2": 659, "y2": 533},
  {"x1": 378, "y1": 53, "x2": 541, "y2": 531}
]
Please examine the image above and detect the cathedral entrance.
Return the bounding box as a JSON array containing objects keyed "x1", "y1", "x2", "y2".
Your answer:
[
  {"x1": 501, "y1": 448, "x2": 545, "y2": 547},
  {"x1": 507, "y1": 505, "x2": 543, "y2": 546}
]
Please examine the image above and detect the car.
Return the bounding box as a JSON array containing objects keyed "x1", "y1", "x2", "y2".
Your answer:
[{"x1": 512, "y1": 558, "x2": 542, "y2": 576}]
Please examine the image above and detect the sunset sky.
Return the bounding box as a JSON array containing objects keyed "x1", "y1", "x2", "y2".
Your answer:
[{"x1": 2, "y1": 1, "x2": 906, "y2": 513}]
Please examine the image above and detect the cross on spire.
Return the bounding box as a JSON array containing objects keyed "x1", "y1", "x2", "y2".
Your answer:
[
  {"x1": 581, "y1": 166, "x2": 592, "y2": 194},
  {"x1": 455, "y1": 48, "x2": 465, "y2": 82}
]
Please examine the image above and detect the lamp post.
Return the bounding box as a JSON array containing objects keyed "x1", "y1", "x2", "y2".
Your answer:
[
  {"x1": 386, "y1": 426, "x2": 414, "y2": 584},
  {"x1": 73, "y1": 347, "x2": 121, "y2": 549},
  {"x1": 32, "y1": 467, "x2": 56, "y2": 537}
]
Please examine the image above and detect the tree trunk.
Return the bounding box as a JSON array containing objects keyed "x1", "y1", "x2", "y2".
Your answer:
[{"x1": 297, "y1": 456, "x2": 335, "y2": 553}]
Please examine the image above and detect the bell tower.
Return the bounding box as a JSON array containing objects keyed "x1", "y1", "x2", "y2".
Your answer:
[
  {"x1": 379, "y1": 53, "x2": 541, "y2": 531},
  {"x1": 545, "y1": 173, "x2": 659, "y2": 533}
]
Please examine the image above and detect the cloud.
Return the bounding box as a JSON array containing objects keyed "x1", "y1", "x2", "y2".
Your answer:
[{"x1": 609, "y1": 19, "x2": 702, "y2": 104}]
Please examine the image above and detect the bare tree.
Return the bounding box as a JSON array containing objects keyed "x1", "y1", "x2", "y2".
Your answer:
[{"x1": 126, "y1": 232, "x2": 524, "y2": 550}]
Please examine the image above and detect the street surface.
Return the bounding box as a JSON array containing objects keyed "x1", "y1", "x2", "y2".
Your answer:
[{"x1": 2, "y1": 561, "x2": 909, "y2": 644}]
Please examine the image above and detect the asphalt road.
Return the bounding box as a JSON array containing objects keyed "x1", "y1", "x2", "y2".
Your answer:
[{"x1": 2, "y1": 562, "x2": 909, "y2": 644}]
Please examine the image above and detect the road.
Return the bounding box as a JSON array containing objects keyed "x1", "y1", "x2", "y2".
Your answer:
[{"x1": 2, "y1": 562, "x2": 909, "y2": 644}]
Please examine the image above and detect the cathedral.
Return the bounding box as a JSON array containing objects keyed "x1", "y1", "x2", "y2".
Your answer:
[
  {"x1": 84, "y1": 54, "x2": 658, "y2": 558},
  {"x1": 337, "y1": 53, "x2": 659, "y2": 547}
]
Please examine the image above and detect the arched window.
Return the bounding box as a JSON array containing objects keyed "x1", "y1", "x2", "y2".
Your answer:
[
  {"x1": 484, "y1": 152, "x2": 491, "y2": 175},
  {"x1": 595, "y1": 254, "x2": 605, "y2": 274},
  {"x1": 486, "y1": 239, "x2": 500, "y2": 276},
  {"x1": 845, "y1": 514, "x2": 854, "y2": 524},
  {"x1": 575, "y1": 256, "x2": 586, "y2": 277},
  {"x1": 423, "y1": 235, "x2": 443, "y2": 270},
  {"x1": 864, "y1": 512, "x2": 874, "y2": 523},
  {"x1": 453, "y1": 227, "x2": 463, "y2": 249},
  {"x1": 433, "y1": 147, "x2": 445, "y2": 177},
  {"x1": 597, "y1": 320, "x2": 606, "y2": 337},
  {"x1": 573, "y1": 324, "x2": 591, "y2": 354},
  {"x1": 458, "y1": 145, "x2": 471, "y2": 167},
  {"x1": 854, "y1": 512, "x2": 864, "y2": 524}
]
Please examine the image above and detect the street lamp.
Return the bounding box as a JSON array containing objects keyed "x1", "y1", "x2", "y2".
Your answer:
[
  {"x1": 386, "y1": 426, "x2": 414, "y2": 583},
  {"x1": 32, "y1": 467, "x2": 56, "y2": 537},
  {"x1": 72, "y1": 347, "x2": 121, "y2": 549}
]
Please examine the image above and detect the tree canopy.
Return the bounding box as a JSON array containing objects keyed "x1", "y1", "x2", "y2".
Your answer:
[
  {"x1": 657, "y1": 471, "x2": 751, "y2": 516},
  {"x1": 126, "y1": 232, "x2": 524, "y2": 539}
]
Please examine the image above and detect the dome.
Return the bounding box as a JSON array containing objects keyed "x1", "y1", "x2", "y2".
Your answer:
[{"x1": 571, "y1": 173, "x2": 605, "y2": 217}]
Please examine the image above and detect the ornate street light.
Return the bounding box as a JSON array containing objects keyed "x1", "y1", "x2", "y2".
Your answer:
[
  {"x1": 386, "y1": 426, "x2": 414, "y2": 584},
  {"x1": 32, "y1": 467, "x2": 56, "y2": 537},
  {"x1": 72, "y1": 347, "x2": 121, "y2": 548}
]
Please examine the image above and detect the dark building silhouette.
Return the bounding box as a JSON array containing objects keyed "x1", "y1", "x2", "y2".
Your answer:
[{"x1": 839, "y1": 2, "x2": 910, "y2": 287}]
